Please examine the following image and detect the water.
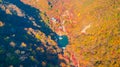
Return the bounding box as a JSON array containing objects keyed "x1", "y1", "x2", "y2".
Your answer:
[{"x1": 57, "y1": 35, "x2": 69, "y2": 48}]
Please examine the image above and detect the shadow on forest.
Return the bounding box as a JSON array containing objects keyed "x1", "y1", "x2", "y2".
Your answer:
[{"x1": 0, "y1": 0, "x2": 61, "y2": 66}]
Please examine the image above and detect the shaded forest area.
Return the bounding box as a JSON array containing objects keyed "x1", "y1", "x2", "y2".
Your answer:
[{"x1": 0, "y1": 0, "x2": 63, "y2": 67}]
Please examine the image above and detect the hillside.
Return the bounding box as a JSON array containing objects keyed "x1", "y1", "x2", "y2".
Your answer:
[{"x1": 0, "y1": 0, "x2": 120, "y2": 67}]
